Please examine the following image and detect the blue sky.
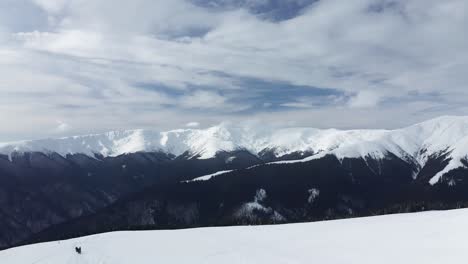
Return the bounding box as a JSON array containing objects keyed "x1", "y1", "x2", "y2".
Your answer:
[{"x1": 1, "y1": 0, "x2": 468, "y2": 140}]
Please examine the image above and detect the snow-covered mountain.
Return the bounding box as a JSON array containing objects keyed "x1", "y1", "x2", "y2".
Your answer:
[
  {"x1": 0, "y1": 123, "x2": 387, "y2": 159},
  {"x1": 2, "y1": 116, "x2": 468, "y2": 184},
  {"x1": 4, "y1": 116, "x2": 468, "y2": 250},
  {"x1": 2, "y1": 209, "x2": 468, "y2": 264}
]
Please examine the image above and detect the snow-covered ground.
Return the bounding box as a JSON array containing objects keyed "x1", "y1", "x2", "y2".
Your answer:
[
  {"x1": 2, "y1": 209, "x2": 468, "y2": 264},
  {"x1": 185, "y1": 170, "x2": 233, "y2": 182}
]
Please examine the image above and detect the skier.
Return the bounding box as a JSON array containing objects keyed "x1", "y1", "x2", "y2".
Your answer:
[{"x1": 75, "y1": 246, "x2": 82, "y2": 254}]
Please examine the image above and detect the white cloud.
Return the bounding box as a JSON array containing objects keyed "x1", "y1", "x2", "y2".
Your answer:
[
  {"x1": 0, "y1": 0, "x2": 468, "y2": 140},
  {"x1": 348, "y1": 90, "x2": 381, "y2": 108},
  {"x1": 179, "y1": 90, "x2": 228, "y2": 109},
  {"x1": 55, "y1": 120, "x2": 71, "y2": 132},
  {"x1": 32, "y1": 0, "x2": 68, "y2": 14},
  {"x1": 186, "y1": 122, "x2": 200, "y2": 127}
]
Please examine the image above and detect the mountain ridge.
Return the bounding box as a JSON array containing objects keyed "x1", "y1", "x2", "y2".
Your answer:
[
  {"x1": 2, "y1": 116, "x2": 468, "y2": 184},
  {"x1": 3, "y1": 116, "x2": 468, "y2": 249}
]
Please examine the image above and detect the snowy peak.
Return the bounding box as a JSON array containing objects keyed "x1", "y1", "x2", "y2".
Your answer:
[
  {"x1": 0, "y1": 124, "x2": 387, "y2": 159},
  {"x1": 2, "y1": 116, "x2": 468, "y2": 183},
  {"x1": 1, "y1": 116, "x2": 468, "y2": 160},
  {"x1": 0, "y1": 125, "x2": 246, "y2": 159}
]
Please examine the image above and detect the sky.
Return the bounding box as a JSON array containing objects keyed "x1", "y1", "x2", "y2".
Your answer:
[{"x1": 1, "y1": 0, "x2": 468, "y2": 141}]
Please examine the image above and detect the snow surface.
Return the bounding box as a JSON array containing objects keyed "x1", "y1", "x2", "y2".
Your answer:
[
  {"x1": 2, "y1": 116, "x2": 468, "y2": 183},
  {"x1": 184, "y1": 170, "x2": 233, "y2": 182},
  {"x1": 3, "y1": 209, "x2": 468, "y2": 264}
]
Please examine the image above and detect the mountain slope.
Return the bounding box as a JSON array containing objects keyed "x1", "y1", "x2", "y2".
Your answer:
[
  {"x1": 3, "y1": 209, "x2": 468, "y2": 264},
  {"x1": 0, "y1": 150, "x2": 262, "y2": 249},
  {"x1": 3, "y1": 116, "x2": 468, "y2": 249},
  {"x1": 24, "y1": 150, "x2": 468, "y2": 246}
]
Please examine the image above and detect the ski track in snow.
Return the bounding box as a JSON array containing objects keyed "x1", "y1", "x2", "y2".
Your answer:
[
  {"x1": 184, "y1": 170, "x2": 233, "y2": 182},
  {"x1": 2, "y1": 209, "x2": 468, "y2": 264}
]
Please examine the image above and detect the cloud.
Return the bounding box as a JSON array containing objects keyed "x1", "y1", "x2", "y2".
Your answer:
[
  {"x1": 32, "y1": 0, "x2": 68, "y2": 14},
  {"x1": 0, "y1": 0, "x2": 468, "y2": 140},
  {"x1": 186, "y1": 122, "x2": 200, "y2": 127},
  {"x1": 348, "y1": 90, "x2": 381, "y2": 108},
  {"x1": 178, "y1": 90, "x2": 233, "y2": 110},
  {"x1": 55, "y1": 120, "x2": 71, "y2": 133}
]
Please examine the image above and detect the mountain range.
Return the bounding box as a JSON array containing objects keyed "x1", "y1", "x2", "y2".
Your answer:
[{"x1": 2, "y1": 116, "x2": 468, "y2": 249}]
